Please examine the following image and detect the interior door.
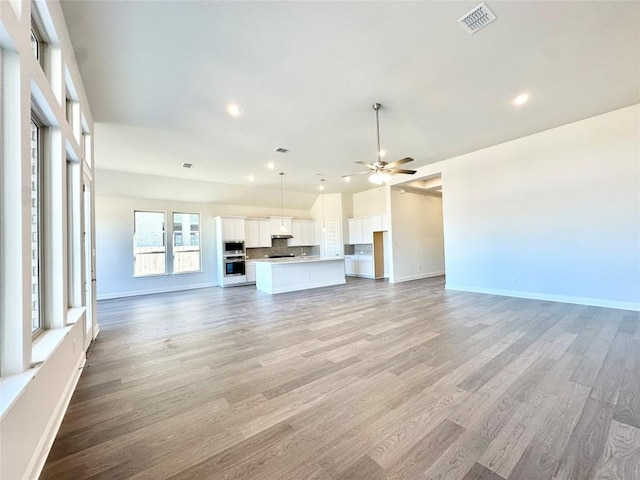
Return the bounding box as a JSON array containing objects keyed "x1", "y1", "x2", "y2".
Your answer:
[{"x1": 323, "y1": 219, "x2": 340, "y2": 257}]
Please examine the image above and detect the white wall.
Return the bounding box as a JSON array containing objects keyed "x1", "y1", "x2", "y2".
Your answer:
[
  {"x1": 389, "y1": 190, "x2": 445, "y2": 282},
  {"x1": 96, "y1": 168, "x2": 319, "y2": 210},
  {"x1": 392, "y1": 104, "x2": 640, "y2": 310},
  {"x1": 96, "y1": 195, "x2": 313, "y2": 299},
  {"x1": 352, "y1": 187, "x2": 387, "y2": 217}
]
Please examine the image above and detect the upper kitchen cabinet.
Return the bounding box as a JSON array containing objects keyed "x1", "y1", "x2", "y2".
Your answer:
[
  {"x1": 362, "y1": 216, "x2": 373, "y2": 244},
  {"x1": 219, "y1": 216, "x2": 246, "y2": 241},
  {"x1": 348, "y1": 218, "x2": 363, "y2": 244},
  {"x1": 370, "y1": 214, "x2": 390, "y2": 233},
  {"x1": 288, "y1": 220, "x2": 316, "y2": 246},
  {"x1": 270, "y1": 217, "x2": 293, "y2": 236},
  {"x1": 246, "y1": 219, "x2": 271, "y2": 248},
  {"x1": 349, "y1": 214, "x2": 390, "y2": 244}
]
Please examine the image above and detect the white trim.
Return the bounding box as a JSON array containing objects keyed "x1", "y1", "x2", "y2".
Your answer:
[
  {"x1": 390, "y1": 271, "x2": 445, "y2": 284},
  {"x1": 97, "y1": 282, "x2": 217, "y2": 300},
  {"x1": 26, "y1": 352, "x2": 85, "y2": 480},
  {"x1": 445, "y1": 284, "x2": 640, "y2": 312}
]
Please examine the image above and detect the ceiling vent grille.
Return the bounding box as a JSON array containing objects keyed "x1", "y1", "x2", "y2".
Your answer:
[
  {"x1": 458, "y1": 2, "x2": 496, "y2": 34},
  {"x1": 182, "y1": 162, "x2": 193, "y2": 169},
  {"x1": 275, "y1": 147, "x2": 289, "y2": 153}
]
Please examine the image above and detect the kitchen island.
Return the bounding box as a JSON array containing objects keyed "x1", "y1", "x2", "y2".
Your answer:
[{"x1": 255, "y1": 257, "x2": 346, "y2": 294}]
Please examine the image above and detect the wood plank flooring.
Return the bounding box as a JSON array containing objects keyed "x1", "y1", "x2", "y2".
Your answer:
[{"x1": 40, "y1": 277, "x2": 640, "y2": 479}]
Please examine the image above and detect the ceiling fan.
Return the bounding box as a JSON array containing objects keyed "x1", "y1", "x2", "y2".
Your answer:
[{"x1": 343, "y1": 103, "x2": 417, "y2": 185}]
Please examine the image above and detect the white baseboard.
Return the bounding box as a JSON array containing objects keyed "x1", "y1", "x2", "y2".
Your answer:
[
  {"x1": 97, "y1": 282, "x2": 217, "y2": 300},
  {"x1": 445, "y1": 284, "x2": 640, "y2": 312},
  {"x1": 27, "y1": 352, "x2": 86, "y2": 480},
  {"x1": 391, "y1": 271, "x2": 445, "y2": 284}
]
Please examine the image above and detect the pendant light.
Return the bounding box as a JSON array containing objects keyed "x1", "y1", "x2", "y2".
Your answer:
[{"x1": 278, "y1": 172, "x2": 288, "y2": 234}]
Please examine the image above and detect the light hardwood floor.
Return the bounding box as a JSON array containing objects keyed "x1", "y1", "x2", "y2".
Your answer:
[{"x1": 40, "y1": 277, "x2": 640, "y2": 479}]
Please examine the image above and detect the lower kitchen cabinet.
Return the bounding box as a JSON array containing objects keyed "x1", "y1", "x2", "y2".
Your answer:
[
  {"x1": 344, "y1": 255, "x2": 374, "y2": 278},
  {"x1": 246, "y1": 261, "x2": 256, "y2": 283}
]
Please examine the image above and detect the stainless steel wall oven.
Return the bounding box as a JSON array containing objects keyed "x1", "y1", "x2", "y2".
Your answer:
[{"x1": 224, "y1": 256, "x2": 245, "y2": 276}]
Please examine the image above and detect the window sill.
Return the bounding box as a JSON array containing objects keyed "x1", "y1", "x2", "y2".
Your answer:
[
  {"x1": 172, "y1": 270, "x2": 203, "y2": 275},
  {"x1": 132, "y1": 273, "x2": 169, "y2": 278},
  {"x1": 32, "y1": 324, "x2": 73, "y2": 365},
  {"x1": 1, "y1": 322, "x2": 76, "y2": 420}
]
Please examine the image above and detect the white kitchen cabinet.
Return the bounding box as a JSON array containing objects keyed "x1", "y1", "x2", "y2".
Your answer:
[
  {"x1": 381, "y1": 214, "x2": 390, "y2": 231},
  {"x1": 349, "y1": 213, "x2": 389, "y2": 244},
  {"x1": 358, "y1": 255, "x2": 374, "y2": 278},
  {"x1": 370, "y1": 214, "x2": 390, "y2": 232},
  {"x1": 270, "y1": 217, "x2": 293, "y2": 236},
  {"x1": 361, "y1": 216, "x2": 373, "y2": 244},
  {"x1": 220, "y1": 217, "x2": 245, "y2": 241},
  {"x1": 348, "y1": 218, "x2": 363, "y2": 244},
  {"x1": 289, "y1": 220, "x2": 315, "y2": 246},
  {"x1": 246, "y1": 261, "x2": 256, "y2": 283},
  {"x1": 246, "y1": 219, "x2": 271, "y2": 248},
  {"x1": 370, "y1": 215, "x2": 382, "y2": 233},
  {"x1": 344, "y1": 256, "x2": 358, "y2": 276},
  {"x1": 344, "y1": 254, "x2": 374, "y2": 278}
]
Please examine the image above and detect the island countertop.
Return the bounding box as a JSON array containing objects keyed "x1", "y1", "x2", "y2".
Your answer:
[
  {"x1": 254, "y1": 257, "x2": 346, "y2": 294},
  {"x1": 249, "y1": 256, "x2": 344, "y2": 265}
]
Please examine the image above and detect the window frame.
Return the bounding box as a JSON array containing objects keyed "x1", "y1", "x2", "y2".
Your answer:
[
  {"x1": 133, "y1": 210, "x2": 167, "y2": 277},
  {"x1": 30, "y1": 115, "x2": 44, "y2": 337},
  {"x1": 30, "y1": 5, "x2": 47, "y2": 70},
  {"x1": 171, "y1": 212, "x2": 202, "y2": 274}
]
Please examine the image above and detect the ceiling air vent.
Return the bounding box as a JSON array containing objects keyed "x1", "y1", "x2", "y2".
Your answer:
[
  {"x1": 275, "y1": 147, "x2": 289, "y2": 153},
  {"x1": 182, "y1": 162, "x2": 193, "y2": 169},
  {"x1": 458, "y1": 2, "x2": 496, "y2": 34}
]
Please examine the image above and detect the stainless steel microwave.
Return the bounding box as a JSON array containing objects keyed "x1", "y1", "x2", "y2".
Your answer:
[{"x1": 224, "y1": 241, "x2": 244, "y2": 255}]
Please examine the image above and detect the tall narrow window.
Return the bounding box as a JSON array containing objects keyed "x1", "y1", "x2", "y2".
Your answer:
[
  {"x1": 30, "y1": 119, "x2": 42, "y2": 334},
  {"x1": 30, "y1": 8, "x2": 46, "y2": 70},
  {"x1": 30, "y1": 29, "x2": 40, "y2": 60},
  {"x1": 133, "y1": 211, "x2": 166, "y2": 276},
  {"x1": 173, "y1": 213, "x2": 200, "y2": 273}
]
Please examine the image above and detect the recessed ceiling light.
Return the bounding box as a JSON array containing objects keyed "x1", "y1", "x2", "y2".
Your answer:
[
  {"x1": 248, "y1": 175, "x2": 255, "y2": 182},
  {"x1": 266, "y1": 162, "x2": 275, "y2": 170},
  {"x1": 513, "y1": 93, "x2": 529, "y2": 106},
  {"x1": 344, "y1": 176, "x2": 351, "y2": 183},
  {"x1": 227, "y1": 103, "x2": 242, "y2": 117}
]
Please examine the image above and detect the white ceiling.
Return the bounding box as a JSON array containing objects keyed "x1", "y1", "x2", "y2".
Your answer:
[{"x1": 61, "y1": 1, "x2": 639, "y2": 201}]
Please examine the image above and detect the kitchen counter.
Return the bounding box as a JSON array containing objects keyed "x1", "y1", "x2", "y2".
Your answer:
[{"x1": 255, "y1": 256, "x2": 346, "y2": 294}]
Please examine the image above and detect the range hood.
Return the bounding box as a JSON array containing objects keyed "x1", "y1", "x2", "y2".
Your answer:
[{"x1": 272, "y1": 234, "x2": 293, "y2": 239}]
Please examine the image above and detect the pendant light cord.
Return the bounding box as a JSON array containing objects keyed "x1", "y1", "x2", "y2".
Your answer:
[
  {"x1": 280, "y1": 172, "x2": 284, "y2": 226},
  {"x1": 375, "y1": 104, "x2": 381, "y2": 165},
  {"x1": 321, "y1": 179, "x2": 326, "y2": 229}
]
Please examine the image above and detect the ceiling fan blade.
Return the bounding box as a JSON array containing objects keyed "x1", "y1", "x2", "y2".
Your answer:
[
  {"x1": 386, "y1": 168, "x2": 417, "y2": 174},
  {"x1": 341, "y1": 170, "x2": 373, "y2": 178},
  {"x1": 384, "y1": 157, "x2": 414, "y2": 169},
  {"x1": 354, "y1": 161, "x2": 376, "y2": 169}
]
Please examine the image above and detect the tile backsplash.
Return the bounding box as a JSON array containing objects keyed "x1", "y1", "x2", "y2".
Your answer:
[
  {"x1": 246, "y1": 238, "x2": 319, "y2": 259},
  {"x1": 344, "y1": 244, "x2": 373, "y2": 255}
]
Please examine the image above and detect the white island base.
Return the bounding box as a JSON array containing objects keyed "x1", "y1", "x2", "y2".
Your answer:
[{"x1": 255, "y1": 257, "x2": 346, "y2": 294}]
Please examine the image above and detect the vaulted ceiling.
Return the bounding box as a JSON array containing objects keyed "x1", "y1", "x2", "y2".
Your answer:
[{"x1": 61, "y1": 1, "x2": 639, "y2": 204}]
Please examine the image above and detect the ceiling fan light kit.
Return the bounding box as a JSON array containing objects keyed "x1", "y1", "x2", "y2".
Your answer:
[{"x1": 343, "y1": 102, "x2": 417, "y2": 185}]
